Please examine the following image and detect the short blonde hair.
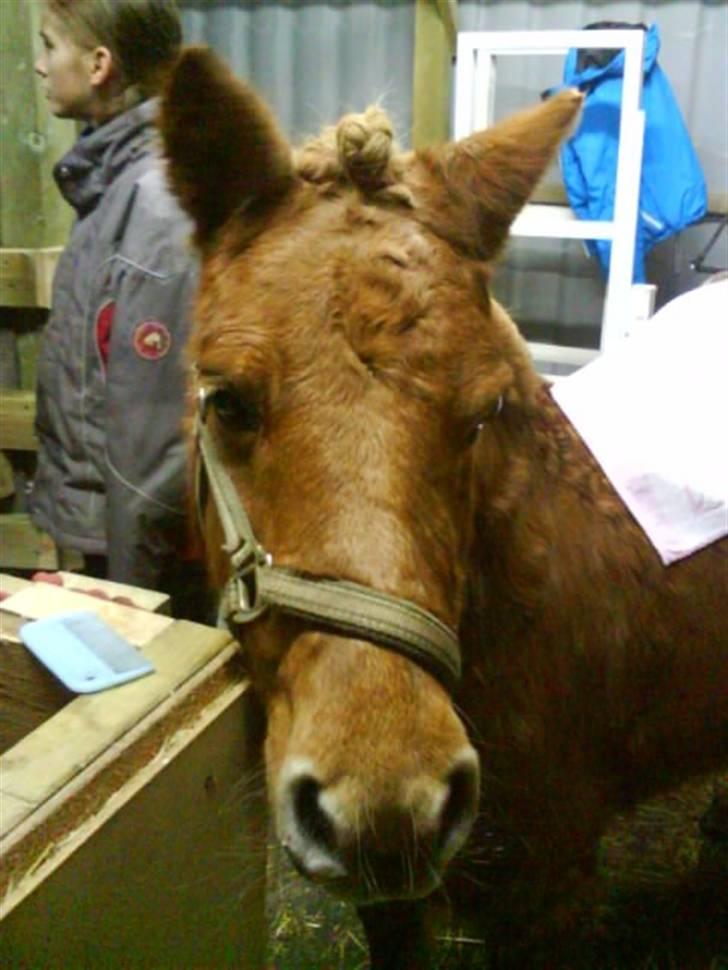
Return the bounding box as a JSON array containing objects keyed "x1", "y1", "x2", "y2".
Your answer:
[{"x1": 45, "y1": 0, "x2": 182, "y2": 98}]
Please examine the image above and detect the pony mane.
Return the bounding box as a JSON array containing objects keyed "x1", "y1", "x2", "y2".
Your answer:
[{"x1": 294, "y1": 106, "x2": 414, "y2": 206}]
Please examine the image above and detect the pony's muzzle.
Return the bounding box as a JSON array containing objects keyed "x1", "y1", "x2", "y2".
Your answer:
[{"x1": 277, "y1": 749, "x2": 480, "y2": 901}]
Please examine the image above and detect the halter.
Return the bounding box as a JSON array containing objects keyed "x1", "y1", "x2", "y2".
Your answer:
[{"x1": 194, "y1": 387, "x2": 461, "y2": 693}]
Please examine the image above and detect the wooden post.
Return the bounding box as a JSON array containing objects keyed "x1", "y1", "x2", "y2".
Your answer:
[
  {"x1": 1, "y1": 1, "x2": 74, "y2": 554},
  {"x1": 412, "y1": 0, "x2": 458, "y2": 149},
  {"x1": 0, "y1": 0, "x2": 74, "y2": 247}
]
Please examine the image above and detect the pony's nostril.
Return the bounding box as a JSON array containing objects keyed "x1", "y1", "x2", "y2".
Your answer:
[
  {"x1": 438, "y1": 755, "x2": 480, "y2": 859},
  {"x1": 291, "y1": 774, "x2": 336, "y2": 852}
]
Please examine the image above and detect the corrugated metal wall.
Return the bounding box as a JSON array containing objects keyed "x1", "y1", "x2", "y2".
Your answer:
[
  {"x1": 179, "y1": 1, "x2": 727, "y2": 346},
  {"x1": 180, "y1": 2, "x2": 416, "y2": 142}
]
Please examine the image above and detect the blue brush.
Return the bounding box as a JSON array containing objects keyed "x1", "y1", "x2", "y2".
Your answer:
[{"x1": 20, "y1": 611, "x2": 155, "y2": 694}]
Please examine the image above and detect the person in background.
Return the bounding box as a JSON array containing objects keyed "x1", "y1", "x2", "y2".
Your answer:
[{"x1": 32, "y1": 0, "x2": 207, "y2": 618}]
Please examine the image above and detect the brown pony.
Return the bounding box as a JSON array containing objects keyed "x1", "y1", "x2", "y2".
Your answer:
[{"x1": 160, "y1": 48, "x2": 727, "y2": 968}]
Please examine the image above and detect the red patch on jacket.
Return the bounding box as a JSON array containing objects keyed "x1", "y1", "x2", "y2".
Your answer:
[
  {"x1": 96, "y1": 301, "x2": 115, "y2": 369},
  {"x1": 133, "y1": 320, "x2": 172, "y2": 360}
]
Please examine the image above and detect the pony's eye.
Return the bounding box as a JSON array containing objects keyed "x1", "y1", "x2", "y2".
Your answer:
[
  {"x1": 210, "y1": 388, "x2": 262, "y2": 432},
  {"x1": 465, "y1": 395, "x2": 504, "y2": 446},
  {"x1": 465, "y1": 421, "x2": 484, "y2": 447}
]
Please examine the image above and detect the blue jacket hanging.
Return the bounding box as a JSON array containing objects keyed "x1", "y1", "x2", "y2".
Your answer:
[{"x1": 559, "y1": 23, "x2": 707, "y2": 282}]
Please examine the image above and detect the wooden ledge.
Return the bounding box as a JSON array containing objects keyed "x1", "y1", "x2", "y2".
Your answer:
[
  {"x1": 1, "y1": 605, "x2": 239, "y2": 909},
  {"x1": 0, "y1": 247, "x2": 62, "y2": 309}
]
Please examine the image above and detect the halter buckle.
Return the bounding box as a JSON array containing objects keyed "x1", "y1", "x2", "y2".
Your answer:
[{"x1": 226, "y1": 542, "x2": 273, "y2": 624}]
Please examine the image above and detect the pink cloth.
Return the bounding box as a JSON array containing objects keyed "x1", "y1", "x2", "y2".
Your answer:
[{"x1": 550, "y1": 281, "x2": 728, "y2": 564}]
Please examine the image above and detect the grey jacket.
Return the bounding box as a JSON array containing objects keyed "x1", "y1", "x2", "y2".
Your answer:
[{"x1": 31, "y1": 99, "x2": 197, "y2": 589}]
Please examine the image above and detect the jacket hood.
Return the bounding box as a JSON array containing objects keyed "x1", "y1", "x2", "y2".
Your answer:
[
  {"x1": 53, "y1": 99, "x2": 160, "y2": 215},
  {"x1": 564, "y1": 23, "x2": 660, "y2": 88}
]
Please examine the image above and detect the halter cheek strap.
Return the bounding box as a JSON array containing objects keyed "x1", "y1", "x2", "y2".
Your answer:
[{"x1": 194, "y1": 389, "x2": 462, "y2": 693}]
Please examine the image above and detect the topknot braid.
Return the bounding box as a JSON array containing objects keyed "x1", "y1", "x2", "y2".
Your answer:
[
  {"x1": 336, "y1": 106, "x2": 395, "y2": 191},
  {"x1": 293, "y1": 105, "x2": 413, "y2": 207}
]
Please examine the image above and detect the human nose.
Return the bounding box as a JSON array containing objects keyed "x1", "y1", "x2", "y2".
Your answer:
[{"x1": 35, "y1": 54, "x2": 47, "y2": 78}]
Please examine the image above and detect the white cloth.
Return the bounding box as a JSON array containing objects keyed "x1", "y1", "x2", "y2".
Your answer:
[{"x1": 550, "y1": 280, "x2": 728, "y2": 564}]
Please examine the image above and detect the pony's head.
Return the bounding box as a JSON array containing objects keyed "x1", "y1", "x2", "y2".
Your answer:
[{"x1": 161, "y1": 47, "x2": 581, "y2": 903}]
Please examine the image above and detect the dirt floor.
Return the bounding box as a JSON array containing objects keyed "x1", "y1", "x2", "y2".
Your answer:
[{"x1": 265, "y1": 774, "x2": 728, "y2": 970}]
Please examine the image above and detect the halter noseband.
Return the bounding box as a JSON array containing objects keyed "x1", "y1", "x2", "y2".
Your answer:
[{"x1": 194, "y1": 387, "x2": 461, "y2": 693}]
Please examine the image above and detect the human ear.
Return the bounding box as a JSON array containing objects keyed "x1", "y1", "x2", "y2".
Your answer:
[{"x1": 88, "y1": 45, "x2": 114, "y2": 88}]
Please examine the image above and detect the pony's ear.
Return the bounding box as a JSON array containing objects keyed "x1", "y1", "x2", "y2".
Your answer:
[
  {"x1": 407, "y1": 89, "x2": 583, "y2": 261},
  {"x1": 159, "y1": 47, "x2": 293, "y2": 248}
]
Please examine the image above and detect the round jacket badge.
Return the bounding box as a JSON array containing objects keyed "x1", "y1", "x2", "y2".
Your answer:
[{"x1": 133, "y1": 320, "x2": 172, "y2": 360}]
